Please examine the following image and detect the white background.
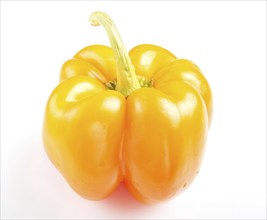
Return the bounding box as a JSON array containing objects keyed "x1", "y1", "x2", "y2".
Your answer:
[{"x1": 1, "y1": 1, "x2": 266, "y2": 219}]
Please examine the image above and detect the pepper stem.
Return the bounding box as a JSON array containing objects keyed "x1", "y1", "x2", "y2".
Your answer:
[{"x1": 89, "y1": 11, "x2": 141, "y2": 96}]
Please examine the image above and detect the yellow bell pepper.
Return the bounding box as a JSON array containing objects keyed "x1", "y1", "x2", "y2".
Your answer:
[{"x1": 43, "y1": 11, "x2": 213, "y2": 204}]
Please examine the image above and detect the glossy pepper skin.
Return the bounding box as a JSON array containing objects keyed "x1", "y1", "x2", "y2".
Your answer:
[{"x1": 43, "y1": 12, "x2": 212, "y2": 204}]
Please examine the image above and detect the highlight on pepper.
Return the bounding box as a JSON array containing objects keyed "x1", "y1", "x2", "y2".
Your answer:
[{"x1": 42, "y1": 11, "x2": 213, "y2": 204}]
